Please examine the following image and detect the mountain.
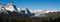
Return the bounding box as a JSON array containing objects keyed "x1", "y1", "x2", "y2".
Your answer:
[
  {"x1": 5, "y1": 3, "x2": 18, "y2": 12},
  {"x1": 17, "y1": 8, "x2": 22, "y2": 12},
  {"x1": 22, "y1": 8, "x2": 31, "y2": 14},
  {"x1": 40, "y1": 12, "x2": 60, "y2": 19},
  {"x1": 17, "y1": 8, "x2": 35, "y2": 16},
  {"x1": 31, "y1": 10, "x2": 60, "y2": 18},
  {"x1": 0, "y1": 3, "x2": 34, "y2": 18},
  {"x1": 0, "y1": 4, "x2": 8, "y2": 14},
  {"x1": 17, "y1": 8, "x2": 25, "y2": 14},
  {"x1": 30, "y1": 10, "x2": 60, "y2": 16}
]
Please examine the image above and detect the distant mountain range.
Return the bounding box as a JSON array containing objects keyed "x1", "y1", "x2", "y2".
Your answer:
[
  {"x1": 30, "y1": 10, "x2": 60, "y2": 17},
  {"x1": 0, "y1": 3, "x2": 60, "y2": 18}
]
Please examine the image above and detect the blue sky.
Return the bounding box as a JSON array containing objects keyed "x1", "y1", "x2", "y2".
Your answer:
[{"x1": 0, "y1": 0, "x2": 60, "y2": 10}]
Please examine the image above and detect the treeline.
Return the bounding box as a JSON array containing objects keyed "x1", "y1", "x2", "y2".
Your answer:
[{"x1": 0, "y1": 11, "x2": 60, "y2": 22}]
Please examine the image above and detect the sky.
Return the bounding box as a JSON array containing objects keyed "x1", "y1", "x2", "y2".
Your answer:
[{"x1": 0, "y1": 0, "x2": 60, "y2": 10}]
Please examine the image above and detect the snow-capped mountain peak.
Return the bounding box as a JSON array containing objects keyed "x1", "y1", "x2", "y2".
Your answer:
[{"x1": 5, "y1": 3, "x2": 17, "y2": 12}]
